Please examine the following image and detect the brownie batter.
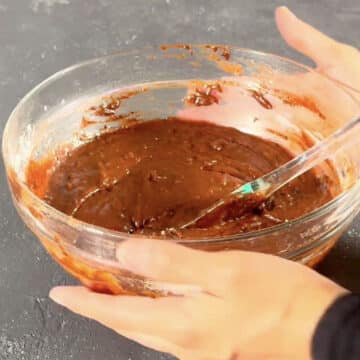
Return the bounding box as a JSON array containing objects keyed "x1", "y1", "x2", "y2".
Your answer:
[{"x1": 26, "y1": 118, "x2": 335, "y2": 239}]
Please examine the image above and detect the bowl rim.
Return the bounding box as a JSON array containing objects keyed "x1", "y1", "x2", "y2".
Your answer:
[{"x1": 3, "y1": 44, "x2": 360, "y2": 254}]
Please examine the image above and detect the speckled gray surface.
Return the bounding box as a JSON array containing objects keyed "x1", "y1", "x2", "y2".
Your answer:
[{"x1": 0, "y1": 0, "x2": 359, "y2": 359}]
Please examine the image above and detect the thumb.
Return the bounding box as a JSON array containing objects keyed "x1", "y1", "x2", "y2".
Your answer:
[
  {"x1": 275, "y1": 6, "x2": 360, "y2": 93},
  {"x1": 276, "y1": 6, "x2": 344, "y2": 68}
]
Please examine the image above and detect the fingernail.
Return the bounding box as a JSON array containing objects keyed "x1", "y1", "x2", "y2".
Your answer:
[
  {"x1": 279, "y1": 6, "x2": 297, "y2": 20},
  {"x1": 49, "y1": 287, "x2": 65, "y2": 304}
]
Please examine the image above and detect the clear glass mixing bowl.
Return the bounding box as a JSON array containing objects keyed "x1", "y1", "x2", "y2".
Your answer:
[{"x1": 3, "y1": 45, "x2": 360, "y2": 296}]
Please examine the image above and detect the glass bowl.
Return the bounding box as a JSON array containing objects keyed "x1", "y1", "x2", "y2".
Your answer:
[{"x1": 3, "y1": 45, "x2": 360, "y2": 296}]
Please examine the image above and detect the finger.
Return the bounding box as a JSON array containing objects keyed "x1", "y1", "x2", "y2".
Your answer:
[
  {"x1": 116, "y1": 239, "x2": 237, "y2": 294},
  {"x1": 275, "y1": 6, "x2": 342, "y2": 68},
  {"x1": 50, "y1": 286, "x2": 214, "y2": 358},
  {"x1": 50, "y1": 286, "x2": 187, "y2": 356},
  {"x1": 275, "y1": 7, "x2": 360, "y2": 100},
  {"x1": 50, "y1": 286, "x2": 192, "y2": 336}
]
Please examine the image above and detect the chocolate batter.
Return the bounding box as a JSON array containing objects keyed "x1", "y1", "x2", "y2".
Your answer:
[{"x1": 26, "y1": 118, "x2": 335, "y2": 239}]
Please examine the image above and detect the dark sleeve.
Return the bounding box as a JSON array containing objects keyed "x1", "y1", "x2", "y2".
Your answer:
[{"x1": 312, "y1": 294, "x2": 360, "y2": 360}]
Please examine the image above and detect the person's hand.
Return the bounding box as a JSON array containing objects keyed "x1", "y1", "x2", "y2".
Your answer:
[
  {"x1": 275, "y1": 7, "x2": 360, "y2": 93},
  {"x1": 49, "y1": 6, "x2": 358, "y2": 360},
  {"x1": 50, "y1": 239, "x2": 346, "y2": 360},
  {"x1": 178, "y1": 6, "x2": 360, "y2": 146}
]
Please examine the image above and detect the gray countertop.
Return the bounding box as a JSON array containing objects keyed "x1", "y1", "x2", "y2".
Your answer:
[{"x1": 0, "y1": 0, "x2": 359, "y2": 359}]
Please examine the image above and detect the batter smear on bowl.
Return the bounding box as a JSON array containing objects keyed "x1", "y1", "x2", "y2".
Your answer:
[{"x1": 26, "y1": 117, "x2": 336, "y2": 239}]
